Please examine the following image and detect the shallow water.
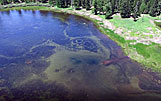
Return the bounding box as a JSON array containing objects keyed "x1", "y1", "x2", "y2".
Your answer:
[{"x1": 0, "y1": 10, "x2": 161, "y2": 101}]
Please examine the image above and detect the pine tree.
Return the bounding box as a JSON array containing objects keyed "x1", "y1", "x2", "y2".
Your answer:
[
  {"x1": 158, "y1": 1, "x2": 161, "y2": 19},
  {"x1": 74, "y1": 0, "x2": 80, "y2": 10},
  {"x1": 120, "y1": 0, "x2": 131, "y2": 18},
  {"x1": 97, "y1": 0, "x2": 103, "y2": 14},
  {"x1": 1, "y1": 0, "x2": 7, "y2": 5},
  {"x1": 140, "y1": 0, "x2": 147, "y2": 22},
  {"x1": 110, "y1": 0, "x2": 115, "y2": 14},
  {"x1": 81, "y1": 0, "x2": 86, "y2": 8},
  {"x1": 85, "y1": 0, "x2": 90, "y2": 10},
  {"x1": 103, "y1": 6, "x2": 106, "y2": 15},
  {"x1": 157, "y1": 1, "x2": 161, "y2": 16},
  {"x1": 149, "y1": 0, "x2": 159, "y2": 17},
  {"x1": 114, "y1": 0, "x2": 119, "y2": 13},
  {"x1": 56, "y1": 0, "x2": 60, "y2": 7},
  {"x1": 0, "y1": 0, "x2": 3, "y2": 5},
  {"x1": 133, "y1": 1, "x2": 140, "y2": 21},
  {"x1": 49, "y1": 0, "x2": 54, "y2": 6},
  {"x1": 56, "y1": 0, "x2": 70, "y2": 8},
  {"x1": 93, "y1": 0, "x2": 98, "y2": 15},
  {"x1": 105, "y1": 3, "x2": 112, "y2": 19},
  {"x1": 140, "y1": 0, "x2": 146, "y2": 14},
  {"x1": 71, "y1": 0, "x2": 74, "y2": 8}
]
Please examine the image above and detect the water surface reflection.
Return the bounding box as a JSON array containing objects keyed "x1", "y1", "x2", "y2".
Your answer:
[{"x1": 0, "y1": 10, "x2": 161, "y2": 101}]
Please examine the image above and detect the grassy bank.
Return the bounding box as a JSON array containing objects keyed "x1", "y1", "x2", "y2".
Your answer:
[
  {"x1": 99, "y1": 14, "x2": 161, "y2": 72},
  {"x1": 0, "y1": 5, "x2": 161, "y2": 73}
]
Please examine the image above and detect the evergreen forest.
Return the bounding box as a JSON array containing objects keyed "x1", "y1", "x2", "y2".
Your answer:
[{"x1": 0, "y1": 0, "x2": 160, "y2": 20}]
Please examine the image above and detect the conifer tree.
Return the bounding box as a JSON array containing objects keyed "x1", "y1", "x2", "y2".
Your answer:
[
  {"x1": 0, "y1": 0, "x2": 160, "y2": 18},
  {"x1": 0, "y1": 0, "x2": 3, "y2": 5},
  {"x1": 97, "y1": 0, "x2": 103, "y2": 14},
  {"x1": 81, "y1": 0, "x2": 86, "y2": 8},
  {"x1": 56, "y1": 0, "x2": 60, "y2": 7},
  {"x1": 120, "y1": 0, "x2": 131, "y2": 18},
  {"x1": 149, "y1": 0, "x2": 160, "y2": 17},
  {"x1": 49, "y1": 0, "x2": 54, "y2": 6},
  {"x1": 110, "y1": 0, "x2": 115, "y2": 14},
  {"x1": 105, "y1": 3, "x2": 112, "y2": 19},
  {"x1": 93, "y1": 0, "x2": 98, "y2": 15},
  {"x1": 85, "y1": 0, "x2": 90, "y2": 10},
  {"x1": 133, "y1": 1, "x2": 140, "y2": 21},
  {"x1": 74, "y1": 0, "x2": 80, "y2": 10},
  {"x1": 140, "y1": 0, "x2": 146, "y2": 14}
]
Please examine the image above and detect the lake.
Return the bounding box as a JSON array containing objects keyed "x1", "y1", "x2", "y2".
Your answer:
[{"x1": 0, "y1": 10, "x2": 161, "y2": 101}]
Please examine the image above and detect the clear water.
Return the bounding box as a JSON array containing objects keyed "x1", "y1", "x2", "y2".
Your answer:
[{"x1": 0, "y1": 10, "x2": 161, "y2": 101}]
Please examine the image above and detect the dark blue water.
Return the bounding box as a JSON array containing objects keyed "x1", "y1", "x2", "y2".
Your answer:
[{"x1": 0, "y1": 10, "x2": 161, "y2": 101}]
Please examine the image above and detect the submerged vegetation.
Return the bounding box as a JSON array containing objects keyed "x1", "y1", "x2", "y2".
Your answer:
[
  {"x1": 1, "y1": 2, "x2": 161, "y2": 101},
  {"x1": 0, "y1": 0, "x2": 161, "y2": 73}
]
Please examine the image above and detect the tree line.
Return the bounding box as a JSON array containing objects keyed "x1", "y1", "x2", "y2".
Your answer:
[{"x1": 0, "y1": 0, "x2": 161, "y2": 20}]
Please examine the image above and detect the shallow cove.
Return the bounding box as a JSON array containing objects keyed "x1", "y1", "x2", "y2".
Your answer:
[{"x1": 0, "y1": 10, "x2": 161, "y2": 101}]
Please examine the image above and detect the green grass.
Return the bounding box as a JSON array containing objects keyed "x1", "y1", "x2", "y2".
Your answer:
[
  {"x1": 54, "y1": 6, "x2": 73, "y2": 10},
  {"x1": 98, "y1": 14, "x2": 161, "y2": 34},
  {"x1": 130, "y1": 43, "x2": 161, "y2": 71},
  {"x1": 109, "y1": 15, "x2": 157, "y2": 33},
  {"x1": 98, "y1": 15, "x2": 106, "y2": 19},
  {"x1": 96, "y1": 14, "x2": 161, "y2": 72},
  {"x1": 97, "y1": 14, "x2": 161, "y2": 72},
  {"x1": 131, "y1": 43, "x2": 151, "y2": 58},
  {"x1": 106, "y1": 29, "x2": 126, "y2": 44},
  {"x1": 104, "y1": 27, "x2": 161, "y2": 72}
]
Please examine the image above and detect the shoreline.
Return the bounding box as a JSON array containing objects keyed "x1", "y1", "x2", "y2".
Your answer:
[{"x1": 0, "y1": 5, "x2": 161, "y2": 74}]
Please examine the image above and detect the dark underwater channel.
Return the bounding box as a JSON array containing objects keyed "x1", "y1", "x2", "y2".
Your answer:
[{"x1": 0, "y1": 10, "x2": 161, "y2": 101}]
